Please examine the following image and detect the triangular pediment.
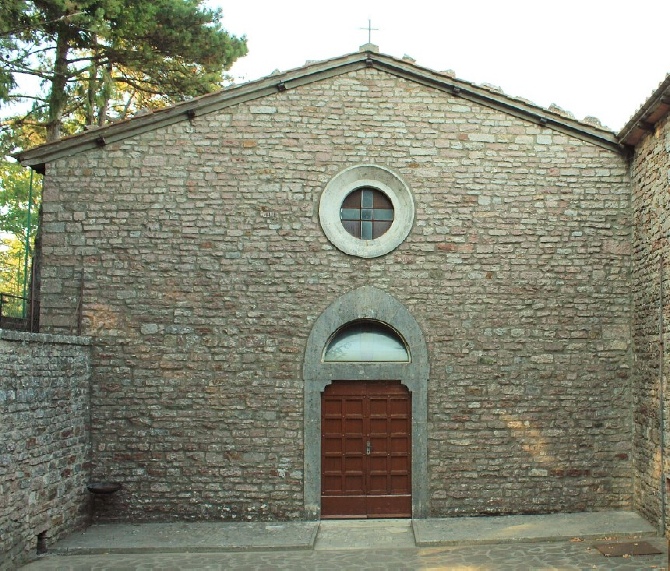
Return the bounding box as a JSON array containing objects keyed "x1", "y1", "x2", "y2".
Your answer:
[{"x1": 18, "y1": 49, "x2": 622, "y2": 170}]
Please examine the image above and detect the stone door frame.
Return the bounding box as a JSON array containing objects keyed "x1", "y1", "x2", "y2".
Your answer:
[
  {"x1": 321, "y1": 380, "x2": 412, "y2": 518},
  {"x1": 303, "y1": 285, "x2": 429, "y2": 519}
]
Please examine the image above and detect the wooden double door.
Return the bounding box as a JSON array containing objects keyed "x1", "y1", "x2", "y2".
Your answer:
[{"x1": 321, "y1": 380, "x2": 412, "y2": 518}]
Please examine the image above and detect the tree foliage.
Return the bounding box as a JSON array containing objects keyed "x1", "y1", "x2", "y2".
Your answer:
[
  {"x1": 1, "y1": 0, "x2": 248, "y2": 141},
  {"x1": 0, "y1": 159, "x2": 41, "y2": 244},
  {"x1": 0, "y1": 125, "x2": 42, "y2": 307},
  {"x1": 0, "y1": 110, "x2": 43, "y2": 309},
  {"x1": 0, "y1": 233, "x2": 30, "y2": 317}
]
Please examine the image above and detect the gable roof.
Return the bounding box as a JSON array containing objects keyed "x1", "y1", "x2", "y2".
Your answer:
[
  {"x1": 18, "y1": 49, "x2": 623, "y2": 171},
  {"x1": 618, "y1": 74, "x2": 670, "y2": 146}
]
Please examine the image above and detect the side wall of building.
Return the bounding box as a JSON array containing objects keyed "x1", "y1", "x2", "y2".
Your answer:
[
  {"x1": 631, "y1": 113, "x2": 670, "y2": 530},
  {"x1": 0, "y1": 330, "x2": 91, "y2": 569},
  {"x1": 37, "y1": 67, "x2": 632, "y2": 520}
]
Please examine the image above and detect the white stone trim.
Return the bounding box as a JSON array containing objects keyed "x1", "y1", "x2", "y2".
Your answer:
[{"x1": 319, "y1": 164, "x2": 414, "y2": 258}]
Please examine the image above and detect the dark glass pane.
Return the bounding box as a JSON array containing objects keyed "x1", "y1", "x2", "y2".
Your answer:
[
  {"x1": 361, "y1": 209, "x2": 373, "y2": 220},
  {"x1": 373, "y1": 221, "x2": 393, "y2": 239},
  {"x1": 342, "y1": 220, "x2": 361, "y2": 238},
  {"x1": 342, "y1": 191, "x2": 360, "y2": 208},
  {"x1": 374, "y1": 192, "x2": 393, "y2": 209}
]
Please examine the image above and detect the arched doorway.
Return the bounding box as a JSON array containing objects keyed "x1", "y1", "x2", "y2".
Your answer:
[{"x1": 303, "y1": 286, "x2": 429, "y2": 519}]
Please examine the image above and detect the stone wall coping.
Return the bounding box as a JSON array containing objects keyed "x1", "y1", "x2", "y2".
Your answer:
[{"x1": 0, "y1": 328, "x2": 91, "y2": 346}]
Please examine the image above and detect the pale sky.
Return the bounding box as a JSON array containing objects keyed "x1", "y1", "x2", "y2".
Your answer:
[{"x1": 213, "y1": 0, "x2": 670, "y2": 132}]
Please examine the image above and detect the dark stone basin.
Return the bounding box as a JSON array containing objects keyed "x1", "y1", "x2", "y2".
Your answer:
[{"x1": 87, "y1": 482, "x2": 122, "y2": 494}]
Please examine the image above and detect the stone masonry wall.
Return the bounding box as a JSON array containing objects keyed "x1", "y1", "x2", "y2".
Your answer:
[
  {"x1": 631, "y1": 112, "x2": 670, "y2": 530},
  {"x1": 0, "y1": 330, "x2": 91, "y2": 569},
  {"x1": 38, "y1": 67, "x2": 632, "y2": 520}
]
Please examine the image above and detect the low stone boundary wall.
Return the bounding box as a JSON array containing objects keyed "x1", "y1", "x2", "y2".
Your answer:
[{"x1": 0, "y1": 329, "x2": 91, "y2": 569}]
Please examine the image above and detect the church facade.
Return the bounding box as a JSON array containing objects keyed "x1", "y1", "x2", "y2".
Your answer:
[{"x1": 16, "y1": 47, "x2": 668, "y2": 523}]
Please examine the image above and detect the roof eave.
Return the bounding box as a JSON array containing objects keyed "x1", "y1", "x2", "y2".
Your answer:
[
  {"x1": 618, "y1": 74, "x2": 670, "y2": 147},
  {"x1": 16, "y1": 52, "x2": 370, "y2": 169},
  {"x1": 369, "y1": 54, "x2": 620, "y2": 152},
  {"x1": 17, "y1": 50, "x2": 623, "y2": 169}
]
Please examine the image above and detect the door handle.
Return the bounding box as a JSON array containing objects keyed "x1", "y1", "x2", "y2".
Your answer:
[{"x1": 366, "y1": 440, "x2": 371, "y2": 455}]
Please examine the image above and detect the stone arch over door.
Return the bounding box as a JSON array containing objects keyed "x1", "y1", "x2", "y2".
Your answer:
[{"x1": 303, "y1": 285, "x2": 429, "y2": 519}]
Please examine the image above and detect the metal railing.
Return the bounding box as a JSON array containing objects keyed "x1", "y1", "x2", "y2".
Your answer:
[{"x1": 0, "y1": 293, "x2": 39, "y2": 332}]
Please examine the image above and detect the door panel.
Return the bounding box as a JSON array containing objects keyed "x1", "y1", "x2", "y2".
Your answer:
[{"x1": 321, "y1": 380, "x2": 411, "y2": 518}]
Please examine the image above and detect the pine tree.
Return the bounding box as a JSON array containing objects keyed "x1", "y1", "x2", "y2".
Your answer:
[{"x1": 1, "y1": 0, "x2": 248, "y2": 141}]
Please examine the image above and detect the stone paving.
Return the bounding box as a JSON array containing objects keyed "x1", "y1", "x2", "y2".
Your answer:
[
  {"x1": 18, "y1": 513, "x2": 670, "y2": 570},
  {"x1": 20, "y1": 540, "x2": 669, "y2": 570}
]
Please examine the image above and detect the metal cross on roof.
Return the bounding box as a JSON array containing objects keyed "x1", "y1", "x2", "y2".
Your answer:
[{"x1": 360, "y1": 19, "x2": 378, "y2": 44}]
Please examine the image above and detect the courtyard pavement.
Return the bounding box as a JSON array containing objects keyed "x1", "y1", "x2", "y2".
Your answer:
[{"x1": 20, "y1": 511, "x2": 669, "y2": 570}]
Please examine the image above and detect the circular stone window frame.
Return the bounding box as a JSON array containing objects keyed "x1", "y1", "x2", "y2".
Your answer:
[{"x1": 319, "y1": 164, "x2": 414, "y2": 258}]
